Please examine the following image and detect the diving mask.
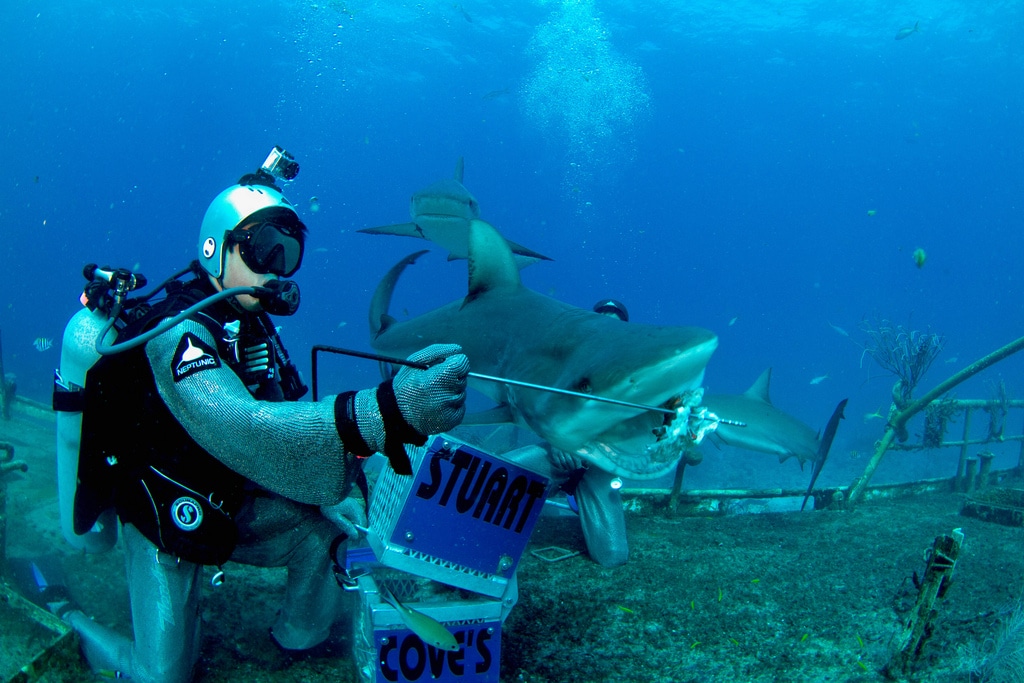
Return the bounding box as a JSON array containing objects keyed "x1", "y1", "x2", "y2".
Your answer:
[{"x1": 229, "y1": 221, "x2": 305, "y2": 278}]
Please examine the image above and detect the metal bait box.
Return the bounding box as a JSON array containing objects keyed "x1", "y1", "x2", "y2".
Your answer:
[
  {"x1": 366, "y1": 435, "x2": 549, "y2": 598},
  {"x1": 352, "y1": 571, "x2": 510, "y2": 683}
]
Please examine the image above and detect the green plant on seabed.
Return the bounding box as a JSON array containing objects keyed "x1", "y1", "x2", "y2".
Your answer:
[{"x1": 957, "y1": 597, "x2": 1024, "y2": 682}]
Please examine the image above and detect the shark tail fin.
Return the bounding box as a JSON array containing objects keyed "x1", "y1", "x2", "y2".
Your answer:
[
  {"x1": 369, "y1": 250, "x2": 429, "y2": 337},
  {"x1": 800, "y1": 398, "x2": 849, "y2": 511}
]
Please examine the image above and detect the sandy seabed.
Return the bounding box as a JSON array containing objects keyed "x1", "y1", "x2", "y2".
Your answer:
[{"x1": 3, "y1": 405, "x2": 1023, "y2": 683}]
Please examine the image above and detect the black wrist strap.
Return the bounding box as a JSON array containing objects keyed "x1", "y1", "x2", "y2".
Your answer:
[
  {"x1": 375, "y1": 379, "x2": 424, "y2": 475},
  {"x1": 334, "y1": 392, "x2": 372, "y2": 457}
]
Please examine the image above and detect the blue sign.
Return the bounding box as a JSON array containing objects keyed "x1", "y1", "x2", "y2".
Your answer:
[
  {"x1": 392, "y1": 440, "x2": 548, "y2": 577},
  {"x1": 375, "y1": 622, "x2": 501, "y2": 682}
]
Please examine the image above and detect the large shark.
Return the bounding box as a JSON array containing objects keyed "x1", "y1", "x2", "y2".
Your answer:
[
  {"x1": 358, "y1": 158, "x2": 552, "y2": 269},
  {"x1": 369, "y1": 219, "x2": 719, "y2": 479},
  {"x1": 702, "y1": 368, "x2": 847, "y2": 467}
]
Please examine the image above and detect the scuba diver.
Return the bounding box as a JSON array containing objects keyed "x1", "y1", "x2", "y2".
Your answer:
[
  {"x1": 44, "y1": 148, "x2": 470, "y2": 683},
  {"x1": 591, "y1": 298, "x2": 629, "y2": 322}
]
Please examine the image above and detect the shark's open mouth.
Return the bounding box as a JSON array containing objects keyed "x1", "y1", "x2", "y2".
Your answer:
[{"x1": 573, "y1": 438, "x2": 682, "y2": 480}]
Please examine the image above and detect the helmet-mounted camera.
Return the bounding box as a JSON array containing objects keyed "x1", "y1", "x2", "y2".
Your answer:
[{"x1": 261, "y1": 146, "x2": 299, "y2": 182}]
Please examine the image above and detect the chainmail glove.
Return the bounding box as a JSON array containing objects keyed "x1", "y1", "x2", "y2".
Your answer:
[
  {"x1": 352, "y1": 344, "x2": 469, "y2": 474},
  {"x1": 393, "y1": 344, "x2": 470, "y2": 436}
]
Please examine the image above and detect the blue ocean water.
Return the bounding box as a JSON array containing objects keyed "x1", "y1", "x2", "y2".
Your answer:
[{"x1": 1, "y1": 0, "x2": 1021, "y2": 488}]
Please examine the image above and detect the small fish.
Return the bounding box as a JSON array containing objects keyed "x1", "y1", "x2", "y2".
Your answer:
[
  {"x1": 33, "y1": 337, "x2": 53, "y2": 352},
  {"x1": 728, "y1": 316, "x2": 738, "y2": 326},
  {"x1": 309, "y1": 196, "x2": 321, "y2": 213},
  {"x1": 912, "y1": 247, "x2": 927, "y2": 269},
  {"x1": 895, "y1": 21, "x2": 919, "y2": 40},
  {"x1": 337, "y1": 321, "x2": 347, "y2": 328},
  {"x1": 866, "y1": 209, "x2": 877, "y2": 217},
  {"x1": 863, "y1": 406, "x2": 885, "y2": 422},
  {"x1": 945, "y1": 356, "x2": 958, "y2": 364},
  {"x1": 378, "y1": 585, "x2": 459, "y2": 651},
  {"x1": 809, "y1": 374, "x2": 829, "y2": 385},
  {"x1": 826, "y1": 321, "x2": 849, "y2": 337}
]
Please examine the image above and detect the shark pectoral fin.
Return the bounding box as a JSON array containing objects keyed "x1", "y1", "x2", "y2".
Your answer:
[
  {"x1": 815, "y1": 398, "x2": 849, "y2": 463},
  {"x1": 504, "y1": 237, "x2": 553, "y2": 263},
  {"x1": 359, "y1": 222, "x2": 424, "y2": 238},
  {"x1": 462, "y1": 405, "x2": 515, "y2": 426},
  {"x1": 801, "y1": 398, "x2": 849, "y2": 511}
]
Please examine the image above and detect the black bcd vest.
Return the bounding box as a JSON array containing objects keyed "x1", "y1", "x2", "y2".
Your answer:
[{"x1": 76, "y1": 278, "x2": 285, "y2": 565}]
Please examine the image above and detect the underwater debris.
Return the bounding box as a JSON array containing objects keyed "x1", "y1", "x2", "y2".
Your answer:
[{"x1": 885, "y1": 528, "x2": 963, "y2": 678}]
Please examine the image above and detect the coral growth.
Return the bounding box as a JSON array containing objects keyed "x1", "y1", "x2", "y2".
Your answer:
[
  {"x1": 957, "y1": 598, "x2": 1024, "y2": 682},
  {"x1": 861, "y1": 320, "x2": 945, "y2": 409}
]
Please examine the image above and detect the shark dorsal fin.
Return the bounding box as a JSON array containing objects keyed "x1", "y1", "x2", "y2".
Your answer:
[
  {"x1": 467, "y1": 219, "x2": 521, "y2": 301},
  {"x1": 744, "y1": 368, "x2": 773, "y2": 404},
  {"x1": 454, "y1": 157, "x2": 465, "y2": 183}
]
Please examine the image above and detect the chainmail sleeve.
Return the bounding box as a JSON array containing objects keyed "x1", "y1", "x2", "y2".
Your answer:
[{"x1": 145, "y1": 318, "x2": 356, "y2": 506}]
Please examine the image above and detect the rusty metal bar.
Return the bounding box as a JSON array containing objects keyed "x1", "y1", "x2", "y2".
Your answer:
[{"x1": 847, "y1": 334, "x2": 1024, "y2": 506}]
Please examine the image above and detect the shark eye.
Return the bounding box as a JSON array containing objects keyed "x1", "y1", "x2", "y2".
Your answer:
[{"x1": 576, "y1": 379, "x2": 593, "y2": 394}]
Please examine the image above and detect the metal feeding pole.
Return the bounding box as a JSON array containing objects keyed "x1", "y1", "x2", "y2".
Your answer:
[{"x1": 310, "y1": 345, "x2": 679, "y2": 416}]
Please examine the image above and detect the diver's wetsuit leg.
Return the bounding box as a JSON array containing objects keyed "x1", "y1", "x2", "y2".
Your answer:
[
  {"x1": 575, "y1": 467, "x2": 629, "y2": 567},
  {"x1": 67, "y1": 522, "x2": 202, "y2": 683},
  {"x1": 231, "y1": 493, "x2": 345, "y2": 650}
]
